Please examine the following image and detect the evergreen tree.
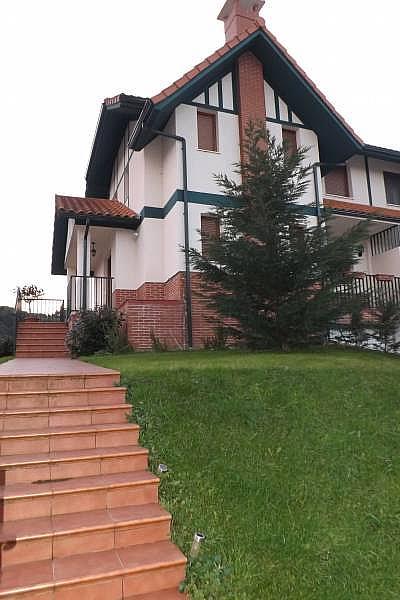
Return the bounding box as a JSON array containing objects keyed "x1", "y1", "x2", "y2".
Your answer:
[{"x1": 190, "y1": 124, "x2": 368, "y2": 350}]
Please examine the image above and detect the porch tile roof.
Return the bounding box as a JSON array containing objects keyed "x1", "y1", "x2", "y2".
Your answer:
[
  {"x1": 324, "y1": 198, "x2": 400, "y2": 221},
  {"x1": 55, "y1": 195, "x2": 137, "y2": 219}
]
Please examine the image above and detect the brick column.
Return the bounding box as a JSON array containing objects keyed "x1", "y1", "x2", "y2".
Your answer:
[{"x1": 237, "y1": 51, "x2": 266, "y2": 161}]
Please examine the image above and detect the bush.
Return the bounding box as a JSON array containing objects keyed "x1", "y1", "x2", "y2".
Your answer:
[
  {"x1": 0, "y1": 336, "x2": 15, "y2": 357},
  {"x1": 370, "y1": 301, "x2": 400, "y2": 353},
  {"x1": 66, "y1": 308, "x2": 128, "y2": 356}
]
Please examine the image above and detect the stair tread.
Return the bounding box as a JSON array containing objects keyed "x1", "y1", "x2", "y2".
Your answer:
[
  {"x1": 0, "y1": 443, "x2": 147, "y2": 468},
  {"x1": 0, "y1": 470, "x2": 158, "y2": 499},
  {"x1": 1, "y1": 403, "x2": 130, "y2": 416},
  {"x1": 0, "y1": 540, "x2": 186, "y2": 595},
  {"x1": 133, "y1": 590, "x2": 188, "y2": 600},
  {"x1": 0, "y1": 386, "x2": 127, "y2": 397},
  {"x1": 0, "y1": 503, "x2": 170, "y2": 540},
  {"x1": 0, "y1": 421, "x2": 139, "y2": 439}
]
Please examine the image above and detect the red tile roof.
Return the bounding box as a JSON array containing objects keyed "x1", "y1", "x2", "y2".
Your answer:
[
  {"x1": 150, "y1": 24, "x2": 363, "y2": 145},
  {"x1": 55, "y1": 195, "x2": 138, "y2": 219},
  {"x1": 324, "y1": 198, "x2": 400, "y2": 221}
]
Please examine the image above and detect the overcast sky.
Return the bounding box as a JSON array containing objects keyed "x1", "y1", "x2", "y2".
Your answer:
[{"x1": 0, "y1": 0, "x2": 399, "y2": 307}]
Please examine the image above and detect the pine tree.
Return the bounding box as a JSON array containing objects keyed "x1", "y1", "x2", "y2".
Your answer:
[{"x1": 190, "y1": 124, "x2": 368, "y2": 350}]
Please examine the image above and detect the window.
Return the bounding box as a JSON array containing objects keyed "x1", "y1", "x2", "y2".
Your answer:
[
  {"x1": 282, "y1": 128, "x2": 297, "y2": 156},
  {"x1": 201, "y1": 214, "x2": 220, "y2": 256},
  {"x1": 324, "y1": 166, "x2": 350, "y2": 197},
  {"x1": 197, "y1": 111, "x2": 218, "y2": 152},
  {"x1": 384, "y1": 172, "x2": 400, "y2": 206}
]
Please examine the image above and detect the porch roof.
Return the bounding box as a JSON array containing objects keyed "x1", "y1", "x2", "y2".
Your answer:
[
  {"x1": 51, "y1": 195, "x2": 139, "y2": 276},
  {"x1": 324, "y1": 198, "x2": 400, "y2": 224}
]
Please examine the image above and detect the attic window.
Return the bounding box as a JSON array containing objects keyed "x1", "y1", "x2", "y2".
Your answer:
[
  {"x1": 197, "y1": 111, "x2": 218, "y2": 152},
  {"x1": 324, "y1": 166, "x2": 350, "y2": 198}
]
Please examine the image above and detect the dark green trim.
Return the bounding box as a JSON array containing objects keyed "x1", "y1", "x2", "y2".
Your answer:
[
  {"x1": 204, "y1": 87, "x2": 210, "y2": 105},
  {"x1": 218, "y1": 79, "x2": 223, "y2": 109},
  {"x1": 364, "y1": 155, "x2": 373, "y2": 206},
  {"x1": 267, "y1": 117, "x2": 311, "y2": 131},
  {"x1": 186, "y1": 102, "x2": 237, "y2": 115},
  {"x1": 139, "y1": 189, "x2": 317, "y2": 220},
  {"x1": 274, "y1": 91, "x2": 280, "y2": 120},
  {"x1": 287, "y1": 108, "x2": 293, "y2": 123}
]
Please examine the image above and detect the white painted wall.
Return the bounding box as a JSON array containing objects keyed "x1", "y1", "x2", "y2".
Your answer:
[
  {"x1": 175, "y1": 104, "x2": 240, "y2": 194},
  {"x1": 371, "y1": 247, "x2": 400, "y2": 276}
]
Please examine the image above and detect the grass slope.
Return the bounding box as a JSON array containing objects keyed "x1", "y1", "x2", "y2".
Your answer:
[
  {"x1": 0, "y1": 357, "x2": 12, "y2": 364},
  {"x1": 87, "y1": 349, "x2": 400, "y2": 599}
]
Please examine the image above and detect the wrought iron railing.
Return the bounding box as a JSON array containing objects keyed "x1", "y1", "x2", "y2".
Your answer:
[
  {"x1": 15, "y1": 291, "x2": 65, "y2": 323},
  {"x1": 67, "y1": 276, "x2": 113, "y2": 317},
  {"x1": 335, "y1": 274, "x2": 400, "y2": 308},
  {"x1": 370, "y1": 225, "x2": 400, "y2": 256}
]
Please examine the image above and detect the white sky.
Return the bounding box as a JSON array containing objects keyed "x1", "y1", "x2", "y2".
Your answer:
[{"x1": 0, "y1": 0, "x2": 399, "y2": 307}]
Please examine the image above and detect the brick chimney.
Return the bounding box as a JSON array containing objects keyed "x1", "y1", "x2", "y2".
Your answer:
[{"x1": 218, "y1": 0, "x2": 265, "y2": 42}]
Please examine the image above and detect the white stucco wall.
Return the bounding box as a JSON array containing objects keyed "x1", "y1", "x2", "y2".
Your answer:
[
  {"x1": 175, "y1": 104, "x2": 241, "y2": 194},
  {"x1": 371, "y1": 247, "x2": 400, "y2": 276}
]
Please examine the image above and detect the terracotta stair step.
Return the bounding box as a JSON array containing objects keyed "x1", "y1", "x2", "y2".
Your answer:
[
  {"x1": 133, "y1": 590, "x2": 188, "y2": 599},
  {"x1": 0, "y1": 371, "x2": 120, "y2": 393},
  {"x1": 0, "y1": 422, "x2": 140, "y2": 455},
  {"x1": 0, "y1": 444, "x2": 148, "y2": 484},
  {"x1": 0, "y1": 503, "x2": 171, "y2": 567},
  {"x1": 16, "y1": 341, "x2": 67, "y2": 348},
  {"x1": 0, "y1": 386, "x2": 127, "y2": 410},
  {"x1": 0, "y1": 470, "x2": 159, "y2": 521},
  {"x1": 0, "y1": 540, "x2": 186, "y2": 598},
  {"x1": 16, "y1": 351, "x2": 70, "y2": 358},
  {"x1": 0, "y1": 403, "x2": 131, "y2": 431}
]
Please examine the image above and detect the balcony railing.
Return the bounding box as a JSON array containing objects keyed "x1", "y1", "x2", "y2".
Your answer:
[
  {"x1": 335, "y1": 274, "x2": 400, "y2": 308},
  {"x1": 67, "y1": 276, "x2": 113, "y2": 317}
]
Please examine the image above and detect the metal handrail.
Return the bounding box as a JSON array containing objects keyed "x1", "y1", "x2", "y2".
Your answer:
[{"x1": 67, "y1": 276, "x2": 114, "y2": 317}]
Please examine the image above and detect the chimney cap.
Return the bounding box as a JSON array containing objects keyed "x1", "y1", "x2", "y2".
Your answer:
[{"x1": 218, "y1": 0, "x2": 265, "y2": 22}]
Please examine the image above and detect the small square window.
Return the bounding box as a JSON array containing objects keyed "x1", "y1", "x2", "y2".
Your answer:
[
  {"x1": 384, "y1": 172, "x2": 400, "y2": 206},
  {"x1": 197, "y1": 111, "x2": 218, "y2": 152},
  {"x1": 324, "y1": 166, "x2": 350, "y2": 197}
]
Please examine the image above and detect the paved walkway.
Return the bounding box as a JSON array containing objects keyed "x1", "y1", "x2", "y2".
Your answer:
[{"x1": 0, "y1": 358, "x2": 118, "y2": 376}]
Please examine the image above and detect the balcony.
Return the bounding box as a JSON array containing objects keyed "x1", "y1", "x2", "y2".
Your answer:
[
  {"x1": 336, "y1": 273, "x2": 400, "y2": 308},
  {"x1": 66, "y1": 276, "x2": 114, "y2": 317}
]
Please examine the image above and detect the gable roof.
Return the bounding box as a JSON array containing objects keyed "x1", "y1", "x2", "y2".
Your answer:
[
  {"x1": 86, "y1": 24, "x2": 400, "y2": 199},
  {"x1": 51, "y1": 195, "x2": 139, "y2": 276}
]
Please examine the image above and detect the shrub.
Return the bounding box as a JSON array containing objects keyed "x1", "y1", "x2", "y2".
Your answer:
[
  {"x1": 150, "y1": 329, "x2": 168, "y2": 352},
  {"x1": 370, "y1": 301, "x2": 400, "y2": 353},
  {"x1": 203, "y1": 325, "x2": 228, "y2": 350},
  {"x1": 0, "y1": 336, "x2": 14, "y2": 357},
  {"x1": 66, "y1": 308, "x2": 128, "y2": 356}
]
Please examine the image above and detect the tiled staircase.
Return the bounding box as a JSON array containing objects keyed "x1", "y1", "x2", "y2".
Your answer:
[
  {"x1": 16, "y1": 321, "x2": 69, "y2": 358},
  {"x1": 0, "y1": 362, "x2": 187, "y2": 598}
]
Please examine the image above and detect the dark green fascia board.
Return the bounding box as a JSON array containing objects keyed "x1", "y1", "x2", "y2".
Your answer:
[{"x1": 363, "y1": 144, "x2": 400, "y2": 164}]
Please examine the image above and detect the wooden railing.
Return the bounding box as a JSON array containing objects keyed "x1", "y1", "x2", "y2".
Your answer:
[{"x1": 67, "y1": 276, "x2": 113, "y2": 317}]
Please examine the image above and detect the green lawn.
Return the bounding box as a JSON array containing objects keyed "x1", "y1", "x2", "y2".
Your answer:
[
  {"x1": 86, "y1": 349, "x2": 400, "y2": 599},
  {"x1": 0, "y1": 356, "x2": 12, "y2": 364}
]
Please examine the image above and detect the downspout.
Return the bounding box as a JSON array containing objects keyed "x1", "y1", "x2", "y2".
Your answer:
[
  {"x1": 82, "y1": 218, "x2": 90, "y2": 310},
  {"x1": 150, "y1": 129, "x2": 193, "y2": 350},
  {"x1": 128, "y1": 103, "x2": 193, "y2": 350}
]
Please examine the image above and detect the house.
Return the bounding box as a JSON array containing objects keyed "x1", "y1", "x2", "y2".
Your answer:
[{"x1": 51, "y1": 0, "x2": 400, "y2": 350}]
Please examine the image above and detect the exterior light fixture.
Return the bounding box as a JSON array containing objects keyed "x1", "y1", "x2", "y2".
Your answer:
[
  {"x1": 190, "y1": 532, "x2": 206, "y2": 560},
  {"x1": 91, "y1": 242, "x2": 97, "y2": 258},
  {"x1": 158, "y1": 464, "x2": 168, "y2": 474}
]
